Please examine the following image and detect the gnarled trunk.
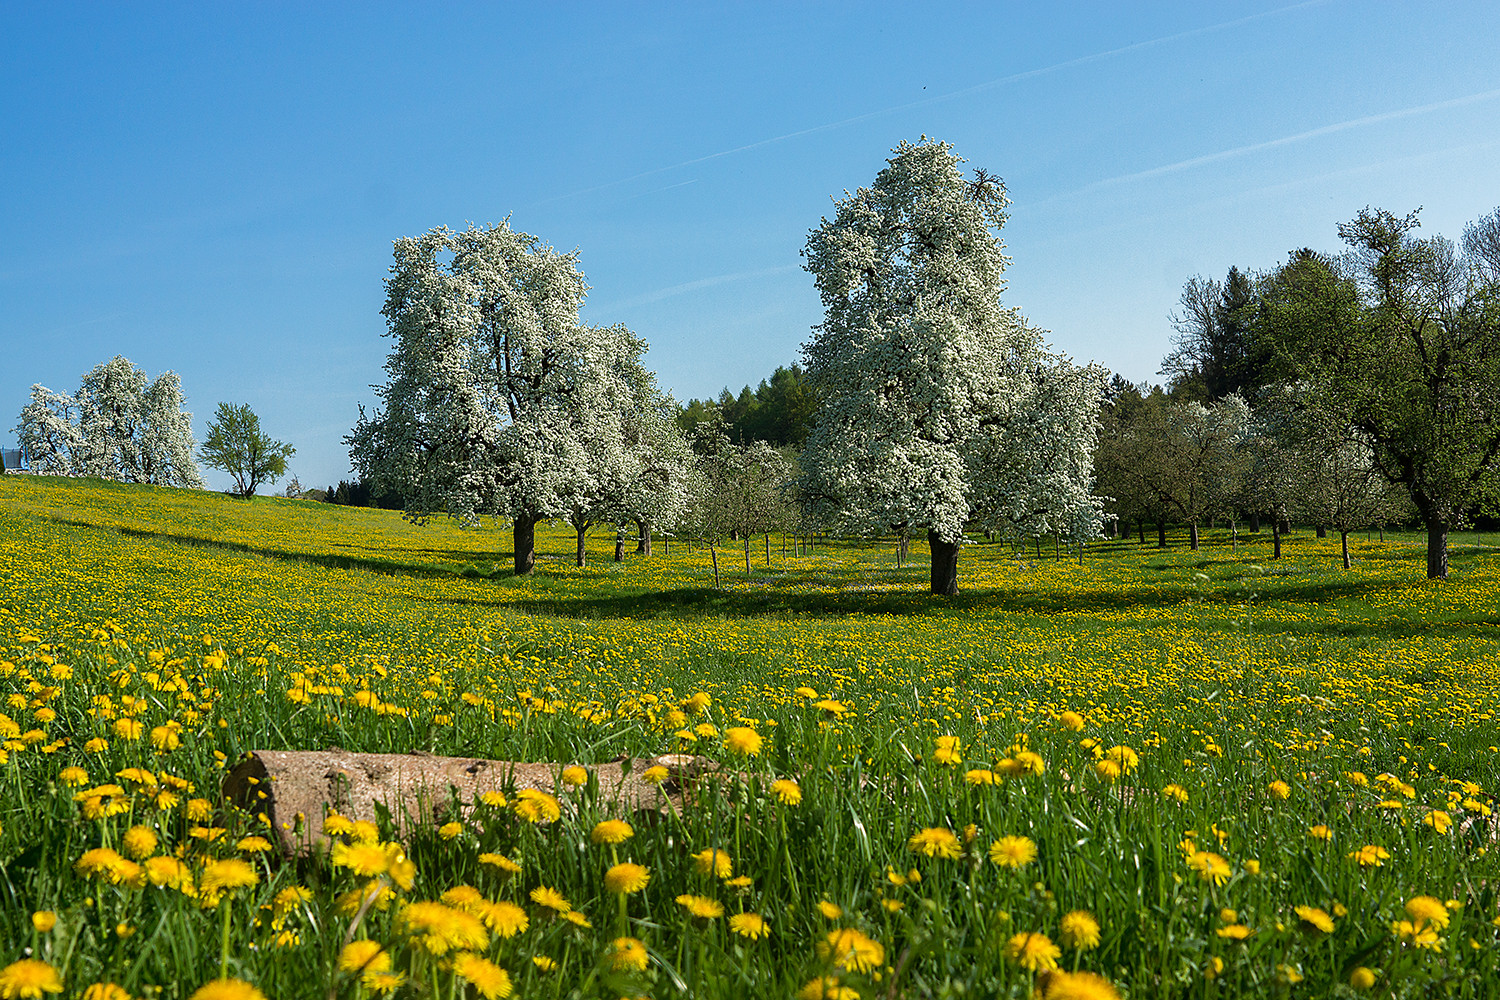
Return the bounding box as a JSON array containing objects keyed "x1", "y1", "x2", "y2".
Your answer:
[
  {"x1": 514, "y1": 514, "x2": 538, "y2": 576},
  {"x1": 1189, "y1": 521, "x2": 1199, "y2": 551},
  {"x1": 928, "y1": 529, "x2": 959, "y2": 596},
  {"x1": 614, "y1": 529, "x2": 625, "y2": 562},
  {"x1": 636, "y1": 519, "x2": 651, "y2": 555}
]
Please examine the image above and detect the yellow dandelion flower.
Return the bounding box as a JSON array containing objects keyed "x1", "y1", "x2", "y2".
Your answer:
[
  {"x1": 1105, "y1": 746, "x2": 1139, "y2": 771},
  {"x1": 199, "y1": 859, "x2": 258, "y2": 893},
  {"x1": 1423, "y1": 810, "x2": 1452, "y2": 833},
  {"x1": 1186, "y1": 851, "x2": 1231, "y2": 886},
  {"x1": 1404, "y1": 896, "x2": 1450, "y2": 930},
  {"x1": 529, "y1": 886, "x2": 570, "y2": 913},
  {"x1": 642, "y1": 765, "x2": 670, "y2": 785},
  {"x1": 513, "y1": 788, "x2": 561, "y2": 824},
  {"x1": 560, "y1": 765, "x2": 588, "y2": 787},
  {"x1": 797, "y1": 978, "x2": 858, "y2": 1000},
  {"x1": 604, "y1": 862, "x2": 650, "y2": 895},
  {"x1": 451, "y1": 955, "x2": 512, "y2": 1000},
  {"x1": 817, "y1": 900, "x2": 843, "y2": 919},
  {"x1": 1294, "y1": 905, "x2": 1334, "y2": 933},
  {"x1": 337, "y1": 940, "x2": 391, "y2": 975},
  {"x1": 675, "y1": 894, "x2": 723, "y2": 919},
  {"x1": 908, "y1": 827, "x2": 962, "y2": 859},
  {"x1": 1058, "y1": 710, "x2": 1086, "y2": 731},
  {"x1": 58, "y1": 766, "x2": 89, "y2": 786},
  {"x1": 395, "y1": 900, "x2": 487, "y2": 955},
  {"x1": 1267, "y1": 780, "x2": 1291, "y2": 800},
  {"x1": 1215, "y1": 924, "x2": 1254, "y2": 941},
  {"x1": 1058, "y1": 910, "x2": 1101, "y2": 950},
  {"x1": 531, "y1": 956, "x2": 556, "y2": 972},
  {"x1": 1349, "y1": 845, "x2": 1391, "y2": 868},
  {"x1": 121, "y1": 826, "x2": 158, "y2": 860},
  {"x1": 608, "y1": 937, "x2": 650, "y2": 972},
  {"x1": 692, "y1": 848, "x2": 733, "y2": 878},
  {"x1": 0, "y1": 960, "x2": 63, "y2": 1000},
  {"x1": 1308, "y1": 824, "x2": 1332, "y2": 841},
  {"x1": 724, "y1": 726, "x2": 763, "y2": 757},
  {"x1": 988, "y1": 836, "x2": 1037, "y2": 869},
  {"x1": 1349, "y1": 967, "x2": 1377, "y2": 989},
  {"x1": 31, "y1": 912, "x2": 57, "y2": 934},
  {"x1": 771, "y1": 778, "x2": 802, "y2": 805},
  {"x1": 819, "y1": 928, "x2": 885, "y2": 972},
  {"x1": 331, "y1": 841, "x2": 389, "y2": 877},
  {"x1": 185, "y1": 980, "x2": 267, "y2": 1000},
  {"x1": 591, "y1": 819, "x2": 634, "y2": 845},
  {"x1": 965, "y1": 768, "x2": 997, "y2": 786},
  {"x1": 1003, "y1": 931, "x2": 1060, "y2": 972},
  {"x1": 1162, "y1": 784, "x2": 1188, "y2": 804},
  {"x1": 438, "y1": 821, "x2": 464, "y2": 840},
  {"x1": 729, "y1": 912, "x2": 768, "y2": 939},
  {"x1": 79, "y1": 985, "x2": 131, "y2": 1000},
  {"x1": 1038, "y1": 970, "x2": 1121, "y2": 999},
  {"x1": 932, "y1": 735, "x2": 962, "y2": 765}
]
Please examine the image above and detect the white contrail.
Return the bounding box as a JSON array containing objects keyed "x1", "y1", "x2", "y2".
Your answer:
[
  {"x1": 1085, "y1": 87, "x2": 1500, "y2": 190},
  {"x1": 591, "y1": 264, "x2": 803, "y2": 312},
  {"x1": 551, "y1": 1, "x2": 1329, "y2": 203}
]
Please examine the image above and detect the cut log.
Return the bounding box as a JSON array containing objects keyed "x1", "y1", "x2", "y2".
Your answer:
[{"x1": 223, "y1": 749, "x2": 713, "y2": 856}]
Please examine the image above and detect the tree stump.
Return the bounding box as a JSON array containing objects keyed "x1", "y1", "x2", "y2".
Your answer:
[{"x1": 223, "y1": 749, "x2": 712, "y2": 856}]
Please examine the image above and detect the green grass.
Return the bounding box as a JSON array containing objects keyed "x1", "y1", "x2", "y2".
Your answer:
[{"x1": 1, "y1": 476, "x2": 1498, "y2": 998}]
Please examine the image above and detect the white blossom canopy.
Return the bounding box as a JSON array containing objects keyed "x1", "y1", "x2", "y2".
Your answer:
[{"x1": 800, "y1": 139, "x2": 1102, "y2": 547}]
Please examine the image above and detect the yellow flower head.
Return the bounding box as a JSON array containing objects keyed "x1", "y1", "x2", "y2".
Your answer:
[
  {"x1": 395, "y1": 900, "x2": 488, "y2": 955},
  {"x1": 908, "y1": 827, "x2": 962, "y2": 859},
  {"x1": 450, "y1": 954, "x2": 512, "y2": 1000},
  {"x1": 1058, "y1": 710, "x2": 1086, "y2": 731},
  {"x1": 608, "y1": 936, "x2": 650, "y2": 972},
  {"x1": 1404, "y1": 896, "x2": 1451, "y2": 930},
  {"x1": 513, "y1": 788, "x2": 561, "y2": 824},
  {"x1": 604, "y1": 862, "x2": 650, "y2": 895},
  {"x1": 988, "y1": 836, "x2": 1037, "y2": 869},
  {"x1": 1267, "y1": 780, "x2": 1291, "y2": 800},
  {"x1": 1186, "y1": 851, "x2": 1232, "y2": 886},
  {"x1": 1058, "y1": 910, "x2": 1101, "y2": 950},
  {"x1": 724, "y1": 726, "x2": 763, "y2": 757},
  {"x1": 121, "y1": 825, "x2": 158, "y2": 860},
  {"x1": 1003, "y1": 931, "x2": 1060, "y2": 972},
  {"x1": 591, "y1": 819, "x2": 634, "y2": 845},
  {"x1": 186, "y1": 980, "x2": 267, "y2": 1000},
  {"x1": 675, "y1": 893, "x2": 723, "y2": 919},
  {"x1": 729, "y1": 912, "x2": 769, "y2": 939},
  {"x1": 932, "y1": 735, "x2": 962, "y2": 766},
  {"x1": 1294, "y1": 905, "x2": 1334, "y2": 933},
  {"x1": 818, "y1": 928, "x2": 885, "y2": 972},
  {"x1": 1037, "y1": 970, "x2": 1121, "y2": 999},
  {"x1": 199, "y1": 858, "x2": 259, "y2": 893},
  {"x1": 560, "y1": 765, "x2": 589, "y2": 787},
  {"x1": 771, "y1": 778, "x2": 802, "y2": 805},
  {"x1": 337, "y1": 940, "x2": 391, "y2": 975},
  {"x1": 692, "y1": 848, "x2": 733, "y2": 879},
  {"x1": 529, "y1": 886, "x2": 570, "y2": 913}
]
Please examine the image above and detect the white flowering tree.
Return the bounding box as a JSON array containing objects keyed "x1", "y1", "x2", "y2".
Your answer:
[
  {"x1": 15, "y1": 356, "x2": 205, "y2": 488},
  {"x1": 800, "y1": 139, "x2": 1103, "y2": 594},
  {"x1": 348, "y1": 223, "x2": 661, "y2": 576}
]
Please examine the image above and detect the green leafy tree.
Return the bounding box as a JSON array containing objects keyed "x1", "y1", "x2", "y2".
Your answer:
[
  {"x1": 199, "y1": 403, "x2": 295, "y2": 496},
  {"x1": 1258, "y1": 209, "x2": 1500, "y2": 578}
]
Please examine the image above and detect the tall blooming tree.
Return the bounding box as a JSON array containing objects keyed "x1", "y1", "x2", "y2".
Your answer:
[
  {"x1": 348, "y1": 222, "x2": 665, "y2": 575},
  {"x1": 800, "y1": 139, "x2": 1102, "y2": 594},
  {"x1": 15, "y1": 356, "x2": 205, "y2": 488}
]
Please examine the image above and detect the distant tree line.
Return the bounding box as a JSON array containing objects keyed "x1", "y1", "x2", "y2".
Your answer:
[{"x1": 1096, "y1": 206, "x2": 1500, "y2": 577}]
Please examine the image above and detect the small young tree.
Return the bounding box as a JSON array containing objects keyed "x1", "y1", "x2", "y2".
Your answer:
[{"x1": 199, "y1": 403, "x2": 295, "y2": 496}]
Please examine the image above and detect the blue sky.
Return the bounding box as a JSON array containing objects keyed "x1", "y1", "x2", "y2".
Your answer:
[{"x1": 4, "y1": 2, "x2": 1499, "y2": 492}]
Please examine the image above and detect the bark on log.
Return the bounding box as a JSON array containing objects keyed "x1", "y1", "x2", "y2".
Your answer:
[{"x1": 223, "y1": 749, "x2": 713, "y2": 856}]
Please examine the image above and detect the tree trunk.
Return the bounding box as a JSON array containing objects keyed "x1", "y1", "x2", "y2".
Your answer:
[
  {"x1": 928, "y1": 529, "x2": 959, "y2": 596},
  {"x1": 709, "y1": 542, "x2": 720, "y2": 589},
  {"x1": 663, "y1": 532, "x2": 669, "y2": 555},
  {"x1": 744, "y1": 536, "x2": 751, "y2": 576},
  {"x1": 1272, "y1": 520, "x2": 1282, "y2": 559},
  {"x1": 1230, "y1": 520, "x2": 1237, "y2": 549},
  {"x1": 899, "y1": 534, "x2": 910, "y2": 566},
  {"x1": 637, "y1": 520, "x2": 651, "y2": 556},
  {"x1": 765, "y1": 533, "x2": 770, "y2": 567},
  {"x1": 1340, "y1": 530, "x2": 1351, "y2": 570},
  {"x1": 1138, "y1": 520, "x2": 1146, "y2": 545},
  {"x1": 614, "y1": 529, "x2": 625, "y2": 562},
  {"x1": 1316, "y1": 525, "x2": 1327, "y2": 539},
  {"x1": 1425, "y1": 516, "x2": 1449, "y2": 580},
  {"x1": 1189, "y1": 522, "x2": 1199, "y2": 551},
  {"x1": 1156, "y1": 520, "x2": 1167, "y2": 549},
  {"x1": 1249, "y1": 513, "x2": 1260, "y2": 533},
  {"x1": 575, "y1": 524, "x2": 587, "y2": 568},
  {"x1": 514, "y1": 514, "x2": 538, "y2": 576}
]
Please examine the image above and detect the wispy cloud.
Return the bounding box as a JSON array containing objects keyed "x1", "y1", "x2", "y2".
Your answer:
[
  {"x1": 592, "y1": 264, "x2": 802, "y2": 313},
  {"x1": 1082, "y1": 87, "x2": 1500, "y2": 191},
  {"x1": 550, "y1": 1, "x2": 1328, "y2": 204}
]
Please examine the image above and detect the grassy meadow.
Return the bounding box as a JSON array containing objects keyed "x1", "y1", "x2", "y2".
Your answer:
[{"x1": 1, "y1": 475, "x2": 1498, "y2": 999}]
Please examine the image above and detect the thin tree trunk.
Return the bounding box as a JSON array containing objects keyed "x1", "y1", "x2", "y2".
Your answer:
[
  {"x1": 637, "y1": 520, "x2": 651, "y2": 556},
  {"x1": 514, "y1": 514, "x2": 538, "y2": 576},
  {"x1": 1341, "y1": 530, "x2": 1351, "y2": 570},
  {"x1": 709, "y1": 542, "x2": 720, "y2": 589},
  {"x1": 1138, "y1": 520, "x2": 1146, "y2": 545},
  {"x1": 1273, "y1": 520, "x2": 1282, "y2": 559},
  {"x1": 744, "y1": 535, "x2": 751, "y2": 576},
  {"x1": 765, "y1": 533, "x2": 770, "y2": 567},
  {"x1": 575, "y1": 524, "x2": 587, "y2": 568},
  {"x1": 1189, "y1": 521, "x2": 1199, "y2": 551},
  {"x1": 1316, "y1": 525, "x2": 1328, "y2": 539},
  {"x1": 614, "y1": 529, "x2": 624, "y2": 562},
  {"x1": 1249, "y1": 513, "x2": 1260, "y2": 533},
  {"x1": 928, "y1": 529, "x2": 959, "y2": 596},
  {"x1": 1231, "y1": 519, "x2": 1237, "y2": 550},
  {"x1": 663, "y1": 532, "x2": 669, "y2": 555},
  {"x1": 1157, "y1": 520, "x2": 1167, "y2": 549}
]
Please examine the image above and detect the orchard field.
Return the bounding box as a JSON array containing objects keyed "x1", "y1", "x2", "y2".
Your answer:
[{"x1": 1, "y1": 475, "x2": 1498, "y2": 999}]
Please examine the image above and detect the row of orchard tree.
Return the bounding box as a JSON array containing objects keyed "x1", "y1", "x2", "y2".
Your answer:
[
  {"x1": 1097, "y1": 207, "x2": 1500, "y2": 578},
  {"x1": 348, "y1": 140, "x2": 1105, "y2": 594}
]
